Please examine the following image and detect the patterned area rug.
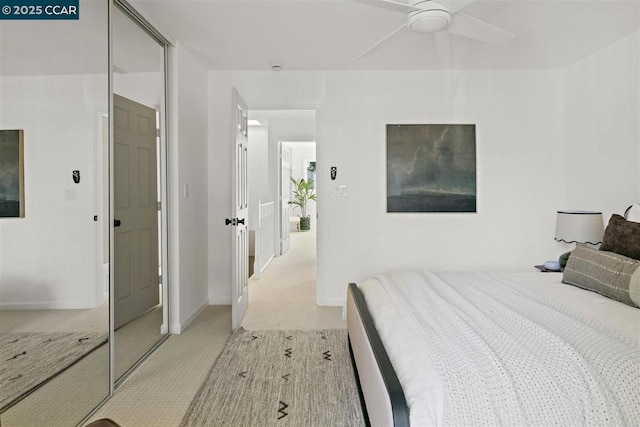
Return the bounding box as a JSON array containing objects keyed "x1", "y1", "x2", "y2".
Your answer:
[
  {"x1": 0, "y1": 331, "x2": 107, "y2": 412},
  {"x1": 181, "y1": 328, "x2": 365, "y2": 426}
]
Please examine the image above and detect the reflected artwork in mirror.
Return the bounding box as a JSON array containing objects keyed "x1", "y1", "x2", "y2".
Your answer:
[{"x1": 0, "y1": 130, "x2": 25, "y2": 218}]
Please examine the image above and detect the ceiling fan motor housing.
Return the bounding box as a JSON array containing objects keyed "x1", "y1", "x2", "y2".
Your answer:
[{"x1": 407, "y1": 1, "x2": 452, "y2": 34}]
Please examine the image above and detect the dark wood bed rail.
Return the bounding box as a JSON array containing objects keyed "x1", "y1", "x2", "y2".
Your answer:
[{"x1": 347, "y1": 282, "x2": 410, "y2": 427}]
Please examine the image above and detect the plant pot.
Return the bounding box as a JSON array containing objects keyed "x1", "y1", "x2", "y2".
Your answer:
[{"x1": 299, "y1": 216, "x2": 311, "y2": 231}]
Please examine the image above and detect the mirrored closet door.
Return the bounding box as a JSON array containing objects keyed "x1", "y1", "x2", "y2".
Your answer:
[
  {"x1": 0, "y1": 1, "x2": 111, "y2": 424},
  {"x1": 111, "y1": 0, "x2": 169, "y2": 384},
  {"x1": 1, "y1": 1, "x2": 171, "y2": 424}
]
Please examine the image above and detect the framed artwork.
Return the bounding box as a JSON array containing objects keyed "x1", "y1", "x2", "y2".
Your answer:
[
  {"x1": 387, "y1": 124, "x2": 476, "y2": 213},
  {"x1": 0, "y1": 130, "x2": 25, "y2": 218}
]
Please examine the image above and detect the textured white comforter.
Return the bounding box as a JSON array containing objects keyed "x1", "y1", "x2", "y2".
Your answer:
[{"x1": 359, "y1": 271, "x2": 640, "y2": 426}]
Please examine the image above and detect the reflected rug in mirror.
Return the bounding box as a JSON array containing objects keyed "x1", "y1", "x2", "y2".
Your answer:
[
  {"x1": 181, "y1": 328, "x2": 365, "y2": 427},
  {"x1": 0, "y1": 331, "x2": 107, "y2": 412}
]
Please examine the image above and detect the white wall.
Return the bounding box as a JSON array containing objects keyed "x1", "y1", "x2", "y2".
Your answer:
[
  {"x1": 168, "y1": 43, "x2": 210, "y2": 332},
  {"x1": 248, "y1": 125, "x2": 269, "y2": 229},
  {"x1": 320, "y1": 70, "x2": 567, "y2": 304},
  {"x1": 0, "y1": 74, "x2": 108, "y2": 309},
  {"x1": 207, "y1": 70, "x2": 567, "y2": 305},
  {"x1": 564, "y1": 31, "x2": 640, "y2": 223},
  {"x1": 208, "y1": 35, "x2": 639, "y2": 307},
  {"x1": 114, "y1": 72, "x2": 163, "y2": 112}
]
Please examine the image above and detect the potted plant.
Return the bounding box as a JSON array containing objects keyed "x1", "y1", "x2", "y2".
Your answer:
[{"x1": 290, "y1": 177, "x2": 316, "y2": 231}]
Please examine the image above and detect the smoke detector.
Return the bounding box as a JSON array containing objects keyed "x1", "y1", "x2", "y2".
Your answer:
[{"x1": 270, "y1": 62, "x2": 284, "y2": 71}]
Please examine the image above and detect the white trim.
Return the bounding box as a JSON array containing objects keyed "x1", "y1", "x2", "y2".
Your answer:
[
  {"x1": 102, "y1": 263, "x2": 110, "y2": 304},
  {"x1": 315, "y1": 105, "x2": 325, "y2": 306},
  {"x1": 158, "y1": 41, "x2": 171, "y2": 343},
  {"x1": 95, "y1": 114, "x2": 109, "y2": 309},
  {"x1": 0, "y1": 301, "x2": 100, "y2": 310},
  {"x1": 167, "y1": 44, "x2": 181, "y2": 337},
  {"x1": 261, "y1": 253, "x2": 275, "y2": 272},
  {"x1": 321, "y1": 297, "x2": 346, "y2": 307},
  {"x1": 170, "y1": 299, "x2": 208, "y2": 334}
]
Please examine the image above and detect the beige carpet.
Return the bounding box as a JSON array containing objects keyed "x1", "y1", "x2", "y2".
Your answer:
[
  {"x1": 0, "y1": 331, "x2": 107, "y2": 412},
  {"x1": 1, "y1": 340, "x2": 110, "y2": 426},
  {"x1": 242, "y1": 230, "x2": 345, "y2": 330},
  {"x1": 89, "y1": 230, "x2": 349, "y2": 426},
  {"x1": 181, "y1": 328, "x2": 364, "y2": 427},
  {"x1": 81, "y1": 230, "x2": 348, "y2": 426}
]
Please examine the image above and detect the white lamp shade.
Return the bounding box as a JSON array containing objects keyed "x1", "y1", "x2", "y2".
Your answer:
[{"x1": 554, "y1": 210, "x2": 604, "y2": 245}]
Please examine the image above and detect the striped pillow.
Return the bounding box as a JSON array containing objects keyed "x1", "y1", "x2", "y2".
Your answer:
[{"x1": 562, "y1": 243, "x2": 640, "y2": 308}]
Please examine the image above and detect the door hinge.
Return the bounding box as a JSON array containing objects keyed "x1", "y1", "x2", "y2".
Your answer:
[
  {"x1": 156, "y1": 128, "x2": 160, "y2": 138},
  {"x1": 157, "y1": 201, "x2": 162, "y2": 211},
  {"x1": 159, "y1": 274, "x2": 162, "y2": 284}
]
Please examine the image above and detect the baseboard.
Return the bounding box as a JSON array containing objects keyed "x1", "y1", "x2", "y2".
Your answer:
[
  {"x1": 260, "y1": 253, "x2": 274, "y2": 273},
  {"x1": 318, "y1": 297, "x2": 346, "y2": 307},
  {"x1": 0, "y1": 301, "x2": 96, "y2": 310},
  {"x1": 171, "y1": 299, "x2": 209, "y2": 334}
]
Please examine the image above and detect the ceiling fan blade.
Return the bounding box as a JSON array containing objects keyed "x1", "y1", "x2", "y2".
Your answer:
[
  {"x1": 353, "y1": 0, "x2": 423, "y2": 14},
  {"x1": 448, "y1": 12, "x2": 514, "y2": 45},
  {"x1": 354, "y1": 23, "x2": 406, "y2": 61}
]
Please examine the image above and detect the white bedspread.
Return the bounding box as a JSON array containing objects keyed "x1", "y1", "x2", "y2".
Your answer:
[{"x1": 359, "y1": 271, "x2": 640, "y2": 426}]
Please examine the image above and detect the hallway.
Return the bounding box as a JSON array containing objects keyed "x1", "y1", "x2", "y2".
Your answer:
[{"x1": 241, "y1": 230, "x2": 345, "y2": 330}]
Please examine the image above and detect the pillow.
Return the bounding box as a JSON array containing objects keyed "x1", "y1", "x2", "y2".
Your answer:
[
  {"x1": 599, "y1": 214, "x2": 640, "y2": 261},
  {"x1": 563, "y1": 243, "x2": 640, "y2": 308}
]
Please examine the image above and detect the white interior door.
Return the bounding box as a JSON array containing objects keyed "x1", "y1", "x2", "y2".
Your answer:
[
  {"x1": 113, "y1": 94, "x2": 160, "y2": 329},
  {"x1": 230, "y1": 89, "x2": 249, "y2": 330},
  {"x1": 280, "y1": 143, "x2": 291, "y2": 255}
]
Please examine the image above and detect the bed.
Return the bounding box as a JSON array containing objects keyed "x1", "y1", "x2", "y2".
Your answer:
[{"x1": 347, "y1": 210, "x2": 640, "y2": 427}]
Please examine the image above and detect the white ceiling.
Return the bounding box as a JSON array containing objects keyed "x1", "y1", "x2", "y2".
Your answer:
[
  {"x1": 132, "y1": 0, "x2": 640, "y2": 71},
  {"x1": 1, "y1": 0, "x2": 638, "y2": 76}
]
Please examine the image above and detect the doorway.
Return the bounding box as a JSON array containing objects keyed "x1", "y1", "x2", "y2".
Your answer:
[{"x1": 243, "y1": 110, "x2": 320, "y2": 326}]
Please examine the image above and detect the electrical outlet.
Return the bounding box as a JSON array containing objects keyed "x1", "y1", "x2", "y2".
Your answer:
[
  {"x1": 334, "y1": 185, "x2": 347, "y2": 198},
  {"x1": 64, "y1": 189, "x2": 77, "y2": 201}
]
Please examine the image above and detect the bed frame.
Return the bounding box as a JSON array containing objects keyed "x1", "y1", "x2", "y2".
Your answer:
[{"x1": 347, "y1": 282, "x2": 410, "y2": 427}]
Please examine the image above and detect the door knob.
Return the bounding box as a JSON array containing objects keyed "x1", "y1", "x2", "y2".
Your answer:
[
  {"x1": 114, "y1": 219, "x2": 121, "y2": 227},
  {"x1": 225, "y1": 218, "x2": 245, "y2": 226}
]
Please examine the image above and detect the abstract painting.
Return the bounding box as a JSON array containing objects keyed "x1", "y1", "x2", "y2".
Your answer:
[
  {"x1": 0, "y1": 130, "x2": 25, "y2": 218},
  {"x1": 387, "y1": 124, "x2": 476, "y2": 213}
]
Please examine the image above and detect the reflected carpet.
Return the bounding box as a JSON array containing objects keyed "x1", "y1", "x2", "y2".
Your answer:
[
  {"x1": 0, "y1": 331, "x2": 107, "y2": 412},
  {"x1": 181, "y1": 328, "x2": 365, "y2": 427}
]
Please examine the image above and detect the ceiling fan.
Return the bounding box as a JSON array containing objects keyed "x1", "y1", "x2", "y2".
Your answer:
[{"x1": 355, "y1": 0, "x2": 514, "y2": 60}]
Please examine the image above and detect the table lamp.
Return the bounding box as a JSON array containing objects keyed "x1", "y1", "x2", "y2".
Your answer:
[{"x1": 554, "y1": 210, "x2": 604, "y2": 267}]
